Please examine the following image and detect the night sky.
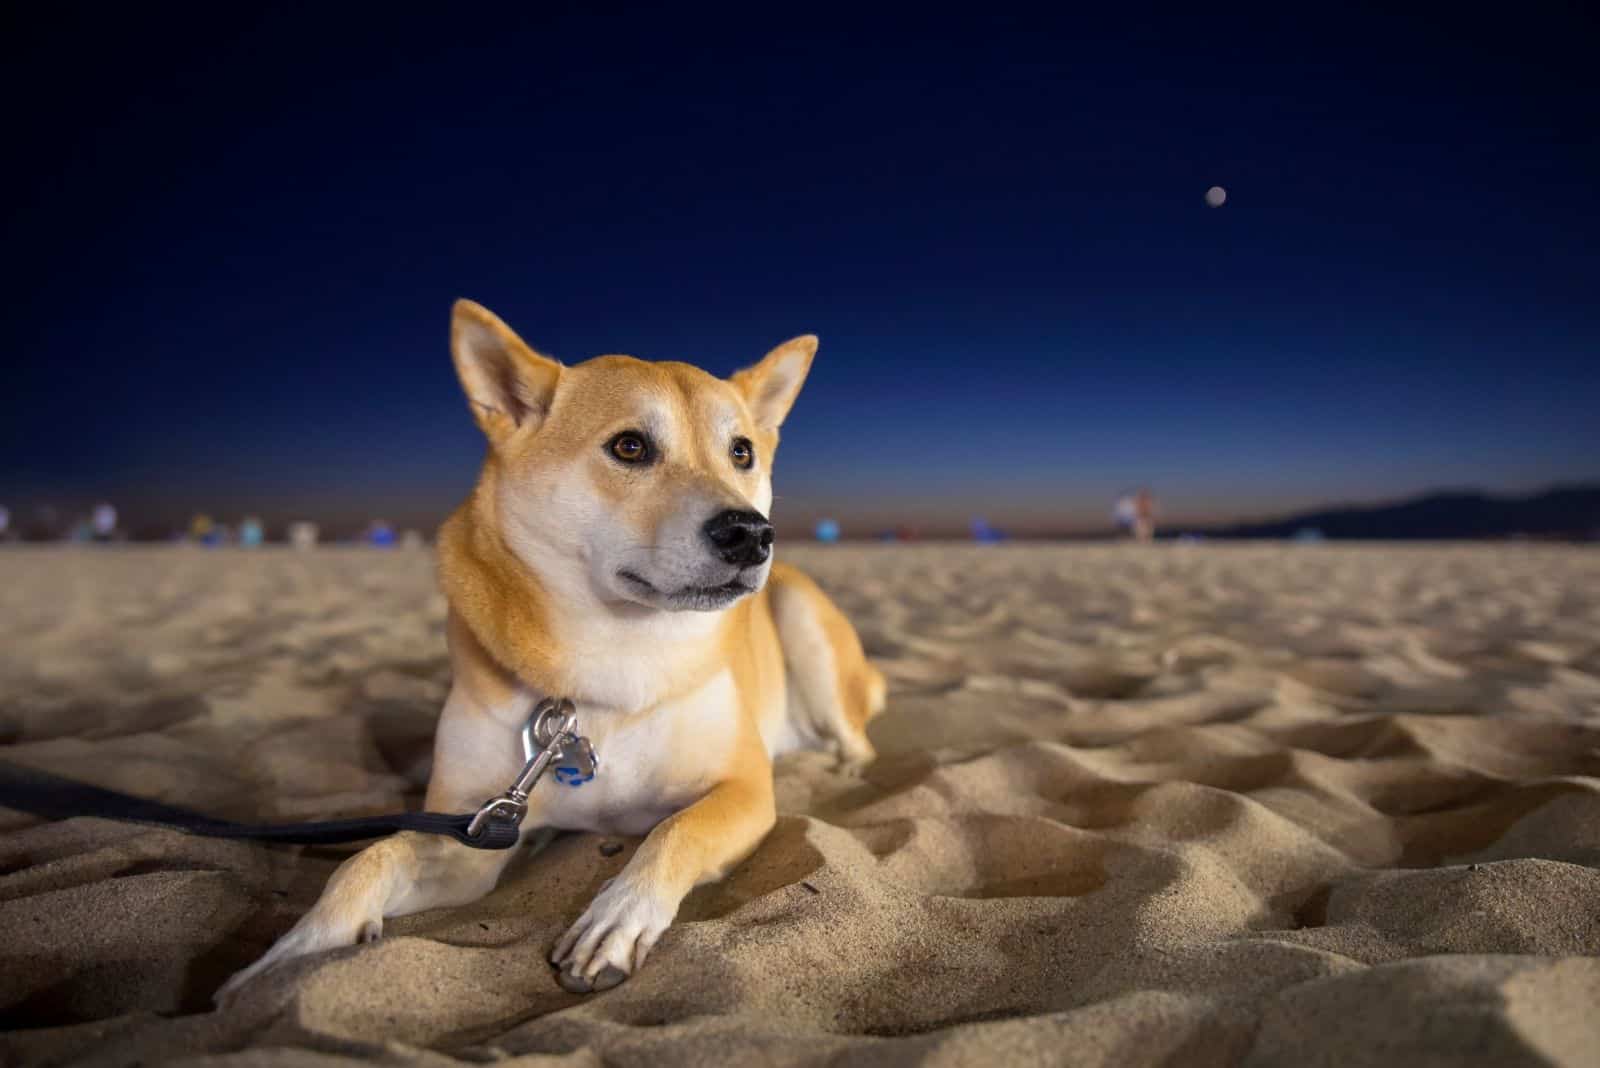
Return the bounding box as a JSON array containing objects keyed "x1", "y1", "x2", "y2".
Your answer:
[{"x1": 4, "y1": 6, "x2": 1596, "y2": 536}]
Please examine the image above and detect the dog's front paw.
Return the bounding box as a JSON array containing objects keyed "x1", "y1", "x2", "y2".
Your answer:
[
  {"x1": 830, "y1": 734, "x2": 876, "y2": 776},
  {"x1": 550, "y1": 874, "x2": 675, "y2": 992}
]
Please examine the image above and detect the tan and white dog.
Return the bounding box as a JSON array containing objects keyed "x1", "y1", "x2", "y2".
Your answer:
[{"x1": 218, "y1": 300, "x2": 883, "y2": 999}]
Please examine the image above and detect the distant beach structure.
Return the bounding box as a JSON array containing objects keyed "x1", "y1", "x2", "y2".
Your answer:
[
  {"x1": 91, "y1": 503, "x2": 119, "y2": 541},
  {"x1": 366, "y1": 520, "x2": 396, "y2": 548},
  {"x1": 400, "y1": 529, "x2": 425, "y2": 550},
  {"x1": 815, "y1": 518, "x2": 841, "y2": 544},
  {"x1": 288, "y1": 521, "x2": 319, "y2": 550},
  {"x1": 970, "y1": 517, "x2": 1005, "y2": 543},
  {"x1": 239, "y1": 516, "x2": 265, "y2": 548},
  {"x1": 1114, "y1": 495, "x2": 1137, "y2": 531}
]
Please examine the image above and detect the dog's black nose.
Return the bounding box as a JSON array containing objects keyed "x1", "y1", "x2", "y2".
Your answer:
[{"x1": 703, "y1": 510, "x2": 774, "y2": 567}]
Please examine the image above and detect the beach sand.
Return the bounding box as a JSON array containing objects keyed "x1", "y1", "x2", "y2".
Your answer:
[{"x1": 1, "y1": 543, "x2": 1598, "y2": 1067}]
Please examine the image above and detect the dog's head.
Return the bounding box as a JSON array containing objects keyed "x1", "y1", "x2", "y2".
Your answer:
[{"x1": 451, "y1": 300, "x2": 814, "y2": 612}]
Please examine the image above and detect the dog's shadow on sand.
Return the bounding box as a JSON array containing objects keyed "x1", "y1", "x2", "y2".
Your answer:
[{"x1": 681, "y1": 817, "x2": 826, "y2": 923}]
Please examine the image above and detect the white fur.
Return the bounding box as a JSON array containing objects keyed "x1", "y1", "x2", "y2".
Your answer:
[{"x1": 529, "y1": 671, "x2": 741, "y2": 836}]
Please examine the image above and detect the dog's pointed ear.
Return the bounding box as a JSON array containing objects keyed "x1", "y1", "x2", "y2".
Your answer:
[
  {"x1": 730, "y1": 335, "x2": 817, "y2": 431},
  {"x1": 450, "y1": 300, "x2": 562, "y2": 441}
]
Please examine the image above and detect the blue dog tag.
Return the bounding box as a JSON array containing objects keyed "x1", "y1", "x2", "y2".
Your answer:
[
  {"x1": 551, "y1": 735, "x2": 598, "y2": 787},
  {"x1": 554, "y1": 765, "x2": 593, "y2": 786}
]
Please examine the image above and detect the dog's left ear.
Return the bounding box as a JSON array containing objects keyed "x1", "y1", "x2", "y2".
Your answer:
[
  {"x1": 730, "y1": 335, "x2": 817, "y2": 431},
  {"x1": 451, "y1": 300, "x2": 562, "y2": 442}
]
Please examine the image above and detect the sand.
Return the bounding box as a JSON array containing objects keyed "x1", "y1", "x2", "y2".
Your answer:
[{"x1": 1, "y1": 542, "x2": 1598, "y2": 1067}]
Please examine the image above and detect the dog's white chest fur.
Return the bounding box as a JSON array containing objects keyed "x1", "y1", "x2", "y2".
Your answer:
[{"x1": 529, "y1": 670, "x2": 742, "y2": 836}]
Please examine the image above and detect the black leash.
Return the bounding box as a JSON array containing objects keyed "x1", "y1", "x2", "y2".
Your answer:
[
  {"x1": 0, "y1": 698, "x2": 598, "y2": 853},
  {"x1": 0, "y1": 760, "x2": 521, "y2": 850}
]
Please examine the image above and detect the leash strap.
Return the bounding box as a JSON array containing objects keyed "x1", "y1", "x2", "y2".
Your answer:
[
  {"x1": 0, "y1": 760, "x2": 522, "y2": 850},
  {"x1": 0, "y1": 699, "x2": 596, "y2": 852}
]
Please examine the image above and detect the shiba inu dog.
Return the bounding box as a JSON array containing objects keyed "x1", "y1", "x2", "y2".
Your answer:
[{"x1": 218, "y1": 300, "x2": 883, "y2": 999}]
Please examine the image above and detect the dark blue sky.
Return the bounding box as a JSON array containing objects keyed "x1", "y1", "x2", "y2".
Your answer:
[{"x1": 4, "y1": 5, "x2": 1596, "y2": 535}]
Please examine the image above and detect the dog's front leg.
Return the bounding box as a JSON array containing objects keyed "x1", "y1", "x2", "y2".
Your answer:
[
  {"x1": 551, "y1": 767, "x2": 776, "y2": 992},
  {"x1": 215, "y1": 673, "x2": 531, "y2": 1004},
  {"x1": 215, "y1": 826, "x2": 517, "y2": 1003}
]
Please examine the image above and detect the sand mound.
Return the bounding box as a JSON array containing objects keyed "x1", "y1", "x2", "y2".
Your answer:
[{"x1": 1, "y1": 544, "x2": 1597, "y2": 1066}]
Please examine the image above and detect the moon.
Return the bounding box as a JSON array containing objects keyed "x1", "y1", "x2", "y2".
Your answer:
[{"x1": 1205, "y1": 185, "x2": 1227, "y2": 208}]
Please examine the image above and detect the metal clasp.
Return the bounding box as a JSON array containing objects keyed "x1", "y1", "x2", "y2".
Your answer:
[
  {"x1": 466, "y1": 697, "x2": 580, "y2": 840},
  {"x1": 522, "y1": 698, "x2": 577, "y2": 763}
]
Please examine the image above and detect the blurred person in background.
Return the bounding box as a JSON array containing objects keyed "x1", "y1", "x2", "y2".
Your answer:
[{"x1": 1134, "y1": 489, "x2": 1158, "y2": 543}]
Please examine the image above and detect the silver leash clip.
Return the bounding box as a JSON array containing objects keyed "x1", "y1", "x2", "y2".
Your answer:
[{"x1": 466, "y1": 697, "x2": 597, "y2": 840}]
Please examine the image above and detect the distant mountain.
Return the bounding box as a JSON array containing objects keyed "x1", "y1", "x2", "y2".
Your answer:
[{"x1": 1207, "y1": 485, "x2": 1600, "y2": 541}]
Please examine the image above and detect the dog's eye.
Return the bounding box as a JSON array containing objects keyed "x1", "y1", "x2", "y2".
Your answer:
[
  {"x1": 730, "y1": 438, "x2": 754, "y2": 470},
  {"x1": 608, "y1": 432, "x2": 651, "y2": 464}
]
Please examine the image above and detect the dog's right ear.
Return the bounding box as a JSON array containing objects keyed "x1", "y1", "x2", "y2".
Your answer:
[{"x1": 450, "y1": 300, "x2": 562, "y2": 441}]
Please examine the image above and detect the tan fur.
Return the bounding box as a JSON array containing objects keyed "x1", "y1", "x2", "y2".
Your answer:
[
  {"x1": 771, "y1": 563, "x2": 885, "y2": 730},
  {"x1": 218, "y1": 300, "x2": 879, "y2": 1001},
  {"x1": 435, "y1": 486, "x2": 562, "y2": 689}
]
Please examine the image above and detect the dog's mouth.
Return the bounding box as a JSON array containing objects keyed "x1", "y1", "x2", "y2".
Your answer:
[{"x1": 618, "y1": 570, "x2": 754, "y2": 610}]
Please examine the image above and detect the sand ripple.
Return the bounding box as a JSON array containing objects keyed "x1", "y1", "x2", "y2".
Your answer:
[{"x1": 1, "y1": 544, "x2": 1597, "y2": 1066}]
